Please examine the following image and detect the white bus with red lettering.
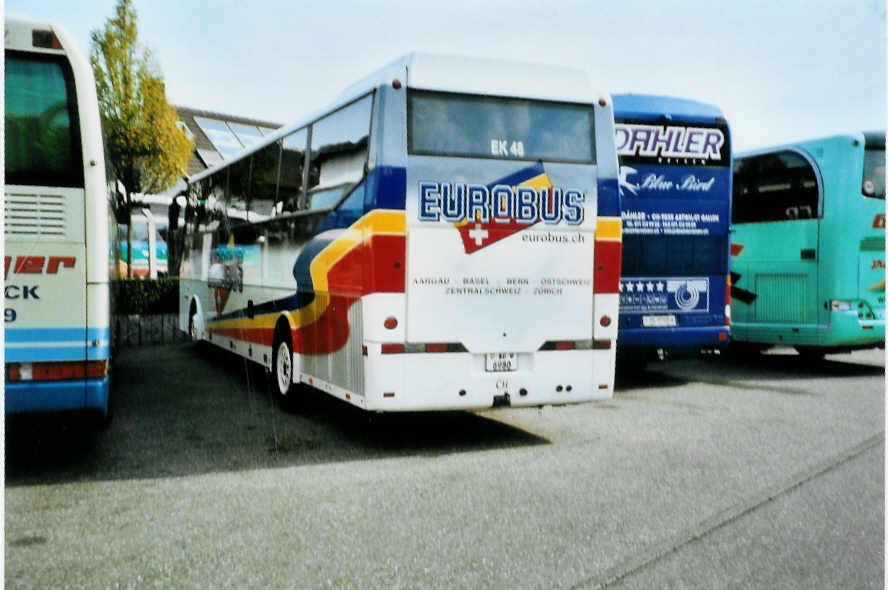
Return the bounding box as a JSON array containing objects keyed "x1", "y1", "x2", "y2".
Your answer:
[{"x1": 4, "y1": 19, "x2": 113, "y2": 424}]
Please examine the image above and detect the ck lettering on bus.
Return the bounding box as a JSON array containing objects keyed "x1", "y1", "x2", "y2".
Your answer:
[{"x1": 418, "y1": 182, "x2": 585, "y2": 225}]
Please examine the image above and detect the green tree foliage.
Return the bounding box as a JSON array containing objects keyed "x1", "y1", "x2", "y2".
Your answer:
[{"x1": 90, "y1": 0, "x2": 193, "y2": 277}]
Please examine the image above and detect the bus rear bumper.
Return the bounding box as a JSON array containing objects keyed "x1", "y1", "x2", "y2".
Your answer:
[
  {"x1": 824, "y1": 312, "x2": 885, "y2": 347},
  {"x1": 732, "y1": 313, "x2": 884, "y2": 349},
  {"x1": 362, "y1": 348, "x2": 615, "y2": 411},
  {"x1": 617, "y1": 326, "x2": 730, "y2": 351},
  {"x1": 5, "y1": 376, "x2": 110, "y2": 415}
]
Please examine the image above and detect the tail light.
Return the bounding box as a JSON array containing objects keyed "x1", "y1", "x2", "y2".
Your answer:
[
  {"x1": 378, "y1": 343, "x2": 467, "y2": 354},
  {"x1": 380, "y1": 343, "x2": 405, "y2": 354},
  {"x1": 593, "y1": 219, "x2": 622, "y2": 294},
  {"x1": 725, "y1": 275, "x2": 731, "y2": 326},
  {"x1": 830, "y1": 300, "x2": 853, "y2": 311},
  {"x1": 6, "y1": 360, "x2": 108, "y2": 382}
]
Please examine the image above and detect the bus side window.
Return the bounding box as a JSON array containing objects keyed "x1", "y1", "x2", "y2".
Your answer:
[
  {"x1": 305, "y1": 93, "x2": 372, "y2": 211},
  {"x1": 278, "y1": 128, "x2": 307, "y2": 214},
  {"x1": 250, "y1": 140, "x2": 281, "y2": 217},
  {"x1": 227, "y1": 157, "x2": 251, "y2": 216}
]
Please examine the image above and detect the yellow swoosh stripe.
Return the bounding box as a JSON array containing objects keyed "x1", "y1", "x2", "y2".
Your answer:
[{"x1": 595, "y1": 217, "x2": 622, "y2": 241}]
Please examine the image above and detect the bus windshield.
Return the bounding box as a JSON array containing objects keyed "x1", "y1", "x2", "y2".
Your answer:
[
  {"x1": 862, "y1": 148, "x2": 885, "y2": 199},
  {"x1": 408, "y1": 90, "x2": 595, "y2": 163},
  {"x1": 4, "y1": 53, "x2": 82, "y2": 187}
]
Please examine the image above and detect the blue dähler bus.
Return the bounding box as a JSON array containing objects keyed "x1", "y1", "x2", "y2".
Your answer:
[{"x1": 612, "y1": 94, "x2": 731, "y2": 365}]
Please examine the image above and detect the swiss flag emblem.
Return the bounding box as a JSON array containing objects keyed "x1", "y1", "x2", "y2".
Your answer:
[{"x1": 455, "y1": 163, "x2": 553, "y2": 254}]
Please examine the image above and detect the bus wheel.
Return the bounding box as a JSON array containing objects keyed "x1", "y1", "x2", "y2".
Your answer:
[
  {"x1": 188, "y1": 305, "x2": 208, "y2": 355},
  {"x1": 794, "y1": 346, "x2": 825, "y2": 361},
  {"x1": 271, "y1": 327, "x2": 302, "y2": 412},
  {"x1": 188, "y1": 304, "x2": 200, "y2": 342}
]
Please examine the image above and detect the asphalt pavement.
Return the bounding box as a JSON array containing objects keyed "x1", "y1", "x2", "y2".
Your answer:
[{"x1": 5, "y1": 344, "x2": 884, "y2": 589}]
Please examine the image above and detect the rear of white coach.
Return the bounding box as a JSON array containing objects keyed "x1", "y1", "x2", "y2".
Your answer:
[
  {"x1": 4, "y1": 20, "x2": 112, "y2": 420},
  {"x1": 363, "y1": 54, "x2": 622, "y2": 410}
]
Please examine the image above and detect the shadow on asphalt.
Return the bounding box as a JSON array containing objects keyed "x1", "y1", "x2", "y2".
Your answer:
[
  {"x1": 703, "y1": 349, "x2": 885, "y2": 380},
  {"x1": 614, "y1": 362, "x2": 689, "y2": 391},
  {"x1": 6, "y1": 343, "x2": 548, "y2": 487}
]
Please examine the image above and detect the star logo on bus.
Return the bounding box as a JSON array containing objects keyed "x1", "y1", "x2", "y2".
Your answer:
[{"x1": 455, "y1": 162, "x2": 553, "y2": 254}]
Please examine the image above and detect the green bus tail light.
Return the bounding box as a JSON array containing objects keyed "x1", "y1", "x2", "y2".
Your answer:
[{"x1": 829, "y1": 300, "x2": 852, "y2": 312}]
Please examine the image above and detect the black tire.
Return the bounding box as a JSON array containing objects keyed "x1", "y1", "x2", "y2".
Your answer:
[
  {"x1": 188, "y1": 304, "x2": 209, "y2": 355},
  {"x1": 271, "y1": 325, "x2": 303, "y2": 412}
]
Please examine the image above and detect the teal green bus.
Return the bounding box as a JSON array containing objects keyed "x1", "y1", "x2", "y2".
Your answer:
[{"x1": 730, "y1": 132, "x2": 885, "y2": 356}]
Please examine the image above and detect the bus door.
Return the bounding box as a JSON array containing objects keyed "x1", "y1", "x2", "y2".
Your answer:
[
  {"x1": 404, "y1": 90, "x2": 598, "y2": 355},
  {"x1": 732, "y1": 149, "x2": 821, "y2": 338}
]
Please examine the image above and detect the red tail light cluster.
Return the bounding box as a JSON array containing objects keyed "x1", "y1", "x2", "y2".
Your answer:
[
  {"x1": 593, "y1": 241, "x2": 622, "y2": 294},
  {"x1": 378, "y1": 342, "x2": 467, "y2": 355},
  {"x1": 725, "y1": 275, "x2": 731, "y2": 326},
  {"x1": 7, "y1": 360, "x2": 108, "y2": 382},
  {"x1": 594, "y1": 219, "x2": 622, "y2": 294},
  {"x1": 380, "y1": 343, "x2": 405, "y2": 355}
]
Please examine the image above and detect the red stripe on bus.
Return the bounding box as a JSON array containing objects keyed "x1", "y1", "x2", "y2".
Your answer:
[
  {"x1": 594, "y1": 239, "x2": 622, "y2": 293},
  {"x1": 208, "y1": 233, "x2": 407, "y2": 356}
]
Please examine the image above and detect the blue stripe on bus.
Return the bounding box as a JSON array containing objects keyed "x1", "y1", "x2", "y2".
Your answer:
[
  {"x1": 5, "y1": 327, "x2": 110, "y2": 343},
  {"x1": 5, "y1": 345, "x2": 109, "y2": 363},
  {"x1": 366, "y1": 165, "x2": 407, "y2": 211},
  {"x1": 597, "y1": 177, "x2": 621, "y2": 217}
]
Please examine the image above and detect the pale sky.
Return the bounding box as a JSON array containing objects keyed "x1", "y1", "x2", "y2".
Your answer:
[{"x1": 6, "y1": 0, "x2": 886, "y2": 151}]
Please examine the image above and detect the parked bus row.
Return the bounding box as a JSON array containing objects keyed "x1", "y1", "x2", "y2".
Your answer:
[
  {"x1": 4, "y1": 18, "x2": 884, "y2": 422},
  {"x1": 613, "y1": 97, "x2": 884, "y2": 364}
]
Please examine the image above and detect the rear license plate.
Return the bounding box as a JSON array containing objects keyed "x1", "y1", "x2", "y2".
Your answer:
[
  {"x1": 486, "y1": 353, "x2": 517, "y2": 372},
  {"x1": 642, "y1": 315, "x2": 677, "y2": 328}
]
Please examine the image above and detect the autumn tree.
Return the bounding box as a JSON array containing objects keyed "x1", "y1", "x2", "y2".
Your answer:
[{"x1": 90, "y1": 0, "x2": 192, "y2": 277}]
